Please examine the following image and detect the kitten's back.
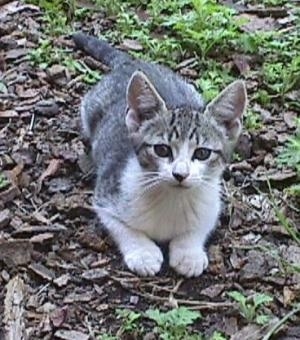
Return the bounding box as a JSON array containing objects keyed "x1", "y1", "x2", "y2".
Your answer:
[{"x1": 73, "y1": 34, "x2": 205, "y2": 140}]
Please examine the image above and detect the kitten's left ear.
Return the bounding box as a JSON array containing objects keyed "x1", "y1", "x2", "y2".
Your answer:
[
  {"x1": 126, "y1": 71, "x2": 166, "y2": 133},
  {"x1": 205, "y1": 80, "x2": 247, "y2": 142}
]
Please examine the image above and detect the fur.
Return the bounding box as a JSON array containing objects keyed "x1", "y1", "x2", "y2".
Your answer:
[{"x1": 74, "y1": 33, "x2": 247, "y2": 277}]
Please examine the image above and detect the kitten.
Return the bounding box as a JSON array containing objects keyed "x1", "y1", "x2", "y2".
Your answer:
[{"x1": 73, "y1": 33, "x2": 247, "y2": 277}]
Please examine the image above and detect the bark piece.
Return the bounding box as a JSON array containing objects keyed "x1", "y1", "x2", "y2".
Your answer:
[{"x1": 4, "y1": 276, "x2": 26, "y2": 340}]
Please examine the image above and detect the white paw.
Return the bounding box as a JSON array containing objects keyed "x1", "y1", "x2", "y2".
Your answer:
[
  {"x1": 124, "y1": 244, "x2": 163, "y2": 276},
  {"x1": 169, "y1": 244, "x2": 208, "y2": 278}
]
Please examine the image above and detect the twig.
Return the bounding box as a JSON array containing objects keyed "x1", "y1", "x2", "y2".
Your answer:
[{"x1": 262, "y1": 304, "x2": 300, "y2": 340}]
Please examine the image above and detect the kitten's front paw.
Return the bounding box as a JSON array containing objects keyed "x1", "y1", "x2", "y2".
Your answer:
[
  {"x1": 124, "y1": 244, "x2": 163, "y2": 276},
  {"x1": 169, "y1": 243, "x2": 208, "y2": 278}
]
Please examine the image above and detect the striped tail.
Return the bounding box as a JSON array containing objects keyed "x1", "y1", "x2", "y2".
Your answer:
[{"x1": 72, "y1": 32, "x2": 130, "y2": 68}]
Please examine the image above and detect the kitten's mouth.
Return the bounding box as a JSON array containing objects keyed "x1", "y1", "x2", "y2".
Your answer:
[{"x1": 170, "y1": 182, "x2": 191, "y2": 189}]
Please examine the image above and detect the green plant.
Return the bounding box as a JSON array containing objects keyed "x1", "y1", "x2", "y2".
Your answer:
[
  {"x1": 210, "y1": 331, "x2": 227, "y2": 340},
  {"x1": 29, "y1": 40, "x2": 67, "y2": 69},
  {"x1": 196, "y1": 61, "x2": 234, "y2": 101},
  {"x1": 0, "y1": 173, "x2": 9, "y2": 189},
  {"x1": 146, "y1": 307, "x2": 202, "y2": 340},
  {"x1": 116, "y1": 309, "x2": 142, "y2": 336},
  {"x1": 244, "y1": 110, "x2": 262, "y2": 131},
  {"x1": 278, "y1": 119, "x2": 300, "y2": 173},
  {"x1": 26, "y1": 0, "x2": 75, "y2": 35},
  {"x1": 98, "y1": 335, "x2": 117, "y2": 340},
  {"x1": 64, "y1": 58, "x2": 101, "y2": 84},
  {"x1": 228, "y1": 291, "x2": 273, "y2": 325},
  {"x1": 277, "y1": 118, "x2": 300, "y2": 196},
  {"x1": 263, "y1": 56, "x2": 300, "y2": 100}
]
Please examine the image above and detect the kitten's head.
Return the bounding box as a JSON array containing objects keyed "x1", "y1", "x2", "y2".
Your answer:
[{"x1": 125, "y1": 71, "x2": 247, "y2": 189}]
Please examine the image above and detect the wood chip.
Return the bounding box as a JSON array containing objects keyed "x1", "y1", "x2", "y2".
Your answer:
[
  {"x1": 82, "y1": 268, "x2": 108, "y2": 282},
  {"x1": 30, "y1": 232, "x2": 54, "y2": 243},
  {"x1": 0, "y1": 208, "x2": 11, "y2": 229},
  {"x1": 54, "y1": 330, "x2": 89, "y2": 340},
  {"x1": 29, "y1": 263, "x2": 55, "y2": 281},
  {"x1": 0, "y1": 240, "x2": 32, "y2": 266},
  {"x1": 4, "y1": 276, "x2": 26, "y2": 340},
  {"x1": 0, "y1": 110, "x2": 18, "y2": 118},
  {"x1": 120, "y1": 39, "x2": 143, "y2": 51},
  {"x1": 0, "y1": 185, "x2": 20, "y2": 203},
  {"x1": 53, "y1": 274, "x2": 70, "y2": 288}
]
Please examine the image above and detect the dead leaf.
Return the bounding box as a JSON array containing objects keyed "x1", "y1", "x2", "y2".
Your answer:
[
  {"x1": 0, "y1": 208, "x2": 11, "y2": 229},
  {"x1": 50, "y1": 306, "x2": 68, "y2": 328},
  {"x1": 29, "y1": 263, "x2": 55, "y2": 282},
  {"x1": 54, "y1": 329, "x2": 89, "y2": 340},
  {"x1": 200, "y1": 284, "x2": 225, "y2": 298},
  {"x1": 120, "y1": 39, "x2": 143, "y2": 51},
  {"x1": 5, "y1": 48, "x2": 30, "y2": 60},
  {"x1": 4, "y1": 162, "x2": 24, "y2": 187},
  {"x1": 0, "y1": 240, "x2": 32, "y2": 266},
  {"x1": 36, "y1": 159, "x2": 61, "y2": 193},
  {"x1": 0, "y1": 110, "x2": 18, "y2": 118},
  {"x1": 283, "y1": 111, "x2": 297, "y2": 129},
  {"x1": 233, "y1": 54, "x2": 251, "y2": 75},
  {"x1": 0, "y1": 1, "x2": 39, "y2": 20},
  {"x1": 30, "y1": 233, "x2": 54, "y2": 243},
  {"x1": 53, "y1": 274, "x2": 70, "y2": 288},
  {"x1": 283, "y1": 286, "x2": 296, "y2": 307},
  {"x1": 82, "y1": 268, "x2": 109, "y2": 282},
  {"x1": 238, "y1": 14, "x2": 277, "y2": 33}
]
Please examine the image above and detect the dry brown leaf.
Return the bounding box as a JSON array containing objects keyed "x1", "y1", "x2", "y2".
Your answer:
[
  {"x1": 4, "y1": 162, "x2": 24, "y2": 187},
  {"x1": 0, "y1": 110, "x2": 19, "y2": 118},
  {"x1": 36, "y1": 159, "x2": 61, "y2": 193}
]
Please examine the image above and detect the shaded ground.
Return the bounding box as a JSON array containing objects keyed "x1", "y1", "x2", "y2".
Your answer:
[{"x1": 0, "y1": 1, "x2": 299, "y2": 339}]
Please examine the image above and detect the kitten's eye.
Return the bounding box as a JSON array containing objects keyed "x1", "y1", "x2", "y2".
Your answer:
[
  {"x1": 153, "y1": 144, "x2": 172, "y2": 158},
  {"x1": 193, "y1": 148, "x2": 212, "y2": 161}
]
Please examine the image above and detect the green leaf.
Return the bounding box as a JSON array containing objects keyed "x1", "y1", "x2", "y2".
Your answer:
[
  {"x1": 253, "y1": 294, "x2": 273, "y2": 308},
  {"x1": 146, "y1": 307, "x2": 201, "y2": 327},
  {"x1": 227, "y1": 291, "x2": 246, "y2": 304},
  {"x1": 256, "y1": 314, "x2": 271, "y2": 325},
  {"x1": 0, "y1": 81, "x2": 8, "y2": 94}
]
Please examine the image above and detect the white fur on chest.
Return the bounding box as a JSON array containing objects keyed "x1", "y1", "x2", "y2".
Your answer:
[{"x1": 120, "y1": 158, "x2": 221, "y2": 241}]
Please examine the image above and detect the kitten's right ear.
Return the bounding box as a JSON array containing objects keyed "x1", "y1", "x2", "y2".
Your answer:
[{"x1": 126, "y1": 71, "x2": 166, "y2": 133}]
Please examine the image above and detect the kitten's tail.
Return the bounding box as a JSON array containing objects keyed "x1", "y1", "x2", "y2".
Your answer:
[{"x1": 72, "y1": 32, "x2": 131, "y2": 68}]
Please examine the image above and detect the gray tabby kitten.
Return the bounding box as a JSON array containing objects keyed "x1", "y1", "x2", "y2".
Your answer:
[{"x1": 73, "y1": 33, "x2": 247, "y2": 277}]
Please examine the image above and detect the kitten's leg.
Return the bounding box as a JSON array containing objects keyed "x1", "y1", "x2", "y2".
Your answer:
[
  {"x1": 97, "y1": 208, "x2": 163, "y2": 276},
  {"x1": 169, "y1": 231, "x2": 210, "y2": 278}
]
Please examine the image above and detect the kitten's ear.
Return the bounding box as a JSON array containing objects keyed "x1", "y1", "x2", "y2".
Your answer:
[
  {"x1": 205, "y1": 80, "x2": 247, "y2": 142},
  {"x1": 126, "y1": 71, "x2": 166, "y2": 133}
]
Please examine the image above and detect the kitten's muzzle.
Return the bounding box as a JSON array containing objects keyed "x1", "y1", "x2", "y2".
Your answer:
[
  {"x1": 172, "y1": 161, "x2": 190, "y2": 183},
  {"x1": 172, "y1": 172, "x2": 187, "y2": 183}
]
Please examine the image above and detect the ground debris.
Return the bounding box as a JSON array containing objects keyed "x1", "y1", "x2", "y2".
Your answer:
[
  {"x1": 29, "y1": 263, "x2": 56, "y2": 282},
  {"x1": 0, "y1": 0, "x2": 299, "y2": 337},
  {"x1": 54, "y1": 329, "x2": 89, "y2": 340},
  {"x1": 0, "y1": 209, "x2": 11, "y2": 229},
  {"x1": 0, "y1": 239, "x2": 32, "y2": 266},
  {"x1": 4, "y1": 276, "x2": 26, "y2": 340}
]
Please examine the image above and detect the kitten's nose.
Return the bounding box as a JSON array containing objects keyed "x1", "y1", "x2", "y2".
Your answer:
[
  {"x1": 172, "y1": 161, "x2": 189, "y2": 183},
  {"x1": 172, "y1": 171, "x2": 188, "y2": 183}
]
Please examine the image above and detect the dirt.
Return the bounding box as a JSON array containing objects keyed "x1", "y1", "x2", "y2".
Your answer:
[{"x1": 0, "y1": 1, "x2": 299, "y2": 339}]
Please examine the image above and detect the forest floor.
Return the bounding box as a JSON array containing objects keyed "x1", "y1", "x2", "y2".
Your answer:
[{"x1": 0, "y1": 0, "x2": 299, "y2": 339}]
